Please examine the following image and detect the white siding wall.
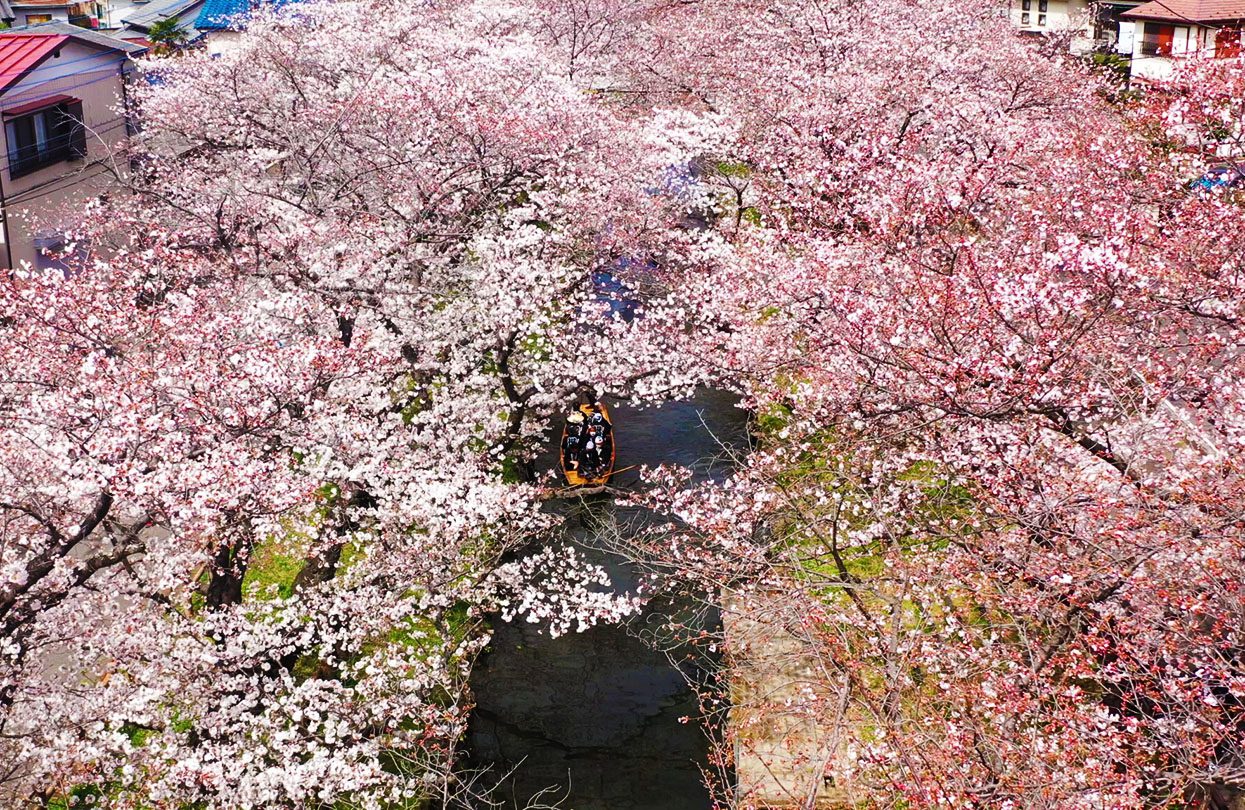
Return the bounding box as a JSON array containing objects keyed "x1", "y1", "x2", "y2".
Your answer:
[{"x1": 202, "y1": 29, "x2": 241, "y2": 56}]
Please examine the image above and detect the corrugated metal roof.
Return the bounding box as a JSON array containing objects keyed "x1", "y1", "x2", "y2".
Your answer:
[
  {"x1": 0, "y1": 21, "x2": 147, "y2": 54},
  {"x1": 1123, "y1": 0, "x2": 1245, "y2": 22},
  {"x1": 0, "y1": 34, "x2": 67, "y2": 93},
  {"x1": 121, "y1": 0, "x2": 203, "y2": 31}
]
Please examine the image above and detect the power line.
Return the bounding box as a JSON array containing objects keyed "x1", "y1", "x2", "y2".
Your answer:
[
  {"x1": 0, "y1": 47, "x2": 129, "y2": 82},
  {"x1": 0, "y1": 69, "x2": 133, "y2": 116},
  {"x1": 1130, "y1": 0, "x2": 1240, "y2": 32}
]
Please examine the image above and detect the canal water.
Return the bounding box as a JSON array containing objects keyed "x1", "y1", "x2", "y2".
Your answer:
[{"x1": 466, "y1": 389, "x2": 748, "y2": 809}]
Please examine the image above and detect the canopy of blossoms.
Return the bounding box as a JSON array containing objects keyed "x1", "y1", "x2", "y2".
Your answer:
[{"x1": 4, "y1": 0, "x2": 1245, "y2": 807}]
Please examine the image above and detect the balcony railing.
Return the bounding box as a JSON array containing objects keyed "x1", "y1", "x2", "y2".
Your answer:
[{"x1": 8, "y1": 132, "x2": 84, "y2": 179}]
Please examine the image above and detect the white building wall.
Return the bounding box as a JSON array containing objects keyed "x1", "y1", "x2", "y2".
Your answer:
[
  {"x1": 202, "y1": 29, "x2": 241, "y2": 56},
  {"x1": 100, "y1": 0, "x2": 145, "y2": 28},
  {"x1": 1130, "y1": 44, "x2": 1176, "y2": 80},
  {"x1": 1010, "y1": 0, "x2": 1095, "y2": 34},
  {"x1": 1174, "y1": 25, "x2": 1194, "y2": 54},
  {"x1": 12, "y1": 7, "x2": 70, "y2": 25}
]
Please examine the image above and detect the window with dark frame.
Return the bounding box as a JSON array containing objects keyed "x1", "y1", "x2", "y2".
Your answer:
[
  {"x1": 1021, "y1": 0, "x2": 1030, "y2": 25},
  {"x1": 1140, "y1": 22, "x2": 1176, "y2": 55},
  {"x1": 4, "y1": 99, "x2": 86, "y2": 179}
]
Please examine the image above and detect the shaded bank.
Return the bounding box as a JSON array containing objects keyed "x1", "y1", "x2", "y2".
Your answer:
[{"x1": 466, "y1": 390, "x2": 748, "y2": 809}]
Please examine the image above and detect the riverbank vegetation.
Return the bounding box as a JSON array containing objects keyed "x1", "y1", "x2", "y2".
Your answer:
[
  {"x1": 621, "y1": 1, "x2": 1245, "y2": 806},
  {"x1": 4, "y1": 0, "x2": 1245, "y2": 807}
]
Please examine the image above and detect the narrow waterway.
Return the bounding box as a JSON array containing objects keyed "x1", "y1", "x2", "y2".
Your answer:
[{"x1": 466, "y1": 389, "x2": 748, "y2": 809}]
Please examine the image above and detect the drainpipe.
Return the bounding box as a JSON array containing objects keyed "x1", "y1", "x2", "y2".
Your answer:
[
  {"x1": 119, "y1": 55, "x2": 135, "y2": 137},
  {"x1": 0, "y1": 121, "x2": 12, "y2": 271}
]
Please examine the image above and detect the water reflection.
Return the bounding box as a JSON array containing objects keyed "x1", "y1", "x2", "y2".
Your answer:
[
  {"x1": 466, "y1": 390, "x2": 747, "y2": 809},
  {"x1": 587, "y1": 265, "x2": 642, "y2": 324}
]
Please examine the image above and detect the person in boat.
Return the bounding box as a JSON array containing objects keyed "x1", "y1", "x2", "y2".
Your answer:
[
  {"x1": 563, "y1": 429, "x2": 582, "y2": 471},
  {"x1": 581, "y1": 436, "x2": 602, "y2": 477},
  {"x1": 588, "y1": 423, "x2": 610, "y2": 455},
  {"x1": 564, "y1": 411, "x2": 588, "y2": 471},
  {"x1": 587, "y1": 409, "x2": 610, "y2": 437}
]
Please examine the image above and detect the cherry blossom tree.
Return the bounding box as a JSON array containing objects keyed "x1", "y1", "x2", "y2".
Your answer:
[
  {"x1": 586, "y1": 0, "x2": 1245, "y2": 807},
  {"x1": 8, "y1": 0, "x2": 1245, "y2": 806},
  {"x1": 0, "y1": 1, "x2": 701, "y2": 804}
]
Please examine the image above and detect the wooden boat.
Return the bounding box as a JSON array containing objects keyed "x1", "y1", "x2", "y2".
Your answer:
[{"x1": 560, "y1": 402, "x2": 617, "y2": 486}]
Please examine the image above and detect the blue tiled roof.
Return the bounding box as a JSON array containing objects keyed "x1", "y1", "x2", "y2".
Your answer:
[{"x1": 194, "y1": 0, "x2": 295, "y2": 31}]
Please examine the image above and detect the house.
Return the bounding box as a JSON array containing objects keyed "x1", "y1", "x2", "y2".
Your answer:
[
  {"x1": 9, "y1": 0, "x2": 101, "y2": 30},
  {"x1": 193, "y1": 0, "x2": 292, "y2": 54},
  {"x1": 115, "y1": 0, "x2": 205, "y2": 48},
  {"x1": 99, "y1": 0, "x2": 146, "y2": 30},
  {"x1": 1009, "y1": 0, "x2": 1097, "y2": 52},
  {"x1": 0, "y1": 23, "x2": 144, "y2": 269},
  {"x1": 1011, "y1": 0, "x2": 1092, "y2": 39},
  {"x1": 1122, "y1": 0, "x2": 1245, "y2": 80},
  {"x1": 1010, "y1": 0, "x2": 1147, "y2": 53},
  {"x1": 7, "y1": 0, "x2": 157, "y2": 36}
]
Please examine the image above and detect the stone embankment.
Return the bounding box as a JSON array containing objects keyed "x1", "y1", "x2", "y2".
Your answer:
[{"x1": 723, "y1": 596, "x2": 850, "y2": 809}]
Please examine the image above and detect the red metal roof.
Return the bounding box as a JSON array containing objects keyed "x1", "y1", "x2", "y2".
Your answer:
[
  {"x1": 0, "y1": 34, "x2": 67, "y2": 94},
  {"x1": 1123, "y1": 0, "x2": 1245, "y2": 22}
]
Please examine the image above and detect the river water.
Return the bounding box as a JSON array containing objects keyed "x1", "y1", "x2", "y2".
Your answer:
[{"x1": 466, "y1": 389, "x2": 749, "y2": 809}]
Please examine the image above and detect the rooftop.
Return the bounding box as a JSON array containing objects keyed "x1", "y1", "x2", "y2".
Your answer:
[
  {"x1": 121, "y1": 0, "x2": 205, "y2": 36},
  {"x1": 0, "y1": 33, "x2": 66, "y2": 93},
  {"x1": 0, "y1": 21, "x2": 148, "y2": 55},
  {"x1": 194, "y1": 0, "x2": 296, "y2": 31},
  {"x1": 1122, "y1": 0, "x2": 1245, "y2": 22}
]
